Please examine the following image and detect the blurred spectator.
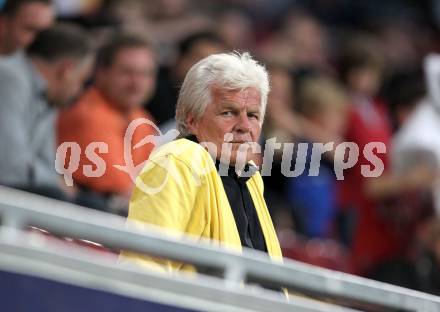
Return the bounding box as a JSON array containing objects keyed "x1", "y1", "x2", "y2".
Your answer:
[
  {"x1": 0, "y1": 0, "x2": 55, "y2": 56},
  {"x1": 262, "y1": 66, "x2": 346, "y2": 191},
  {"x1": 282, "y1": 11, "x2": 329, "y2": 70},
  {"x1": 58, "y1": 33, "x2": 158, "y2": 211},
  {"x1": 287, "y1": 75, "x2": 348, "y2": 239},
  {"x1": 338, "y1": 34, "x2": 437, "y2": 275},
  {"x1": 216, "y1": 8, "x2": 255, "y2": 52},
  {"x1": 0, "y1": 23, "x2": 93, "y2": 199},
  {"x1": 382, "y1": 67, "x2": 426, "y2": 132},
  {"x1": 392, "y1": 55, "x2": 440, "y2": 217},
  {"x1": 259, "y1": 11, "x2": 329, "y2": 72},
  {"x1": 376, "y1": 19, "x2": 421, "y2": 73},
  {"x1": 53, "y1": 0, "x2": 103, "y2": 17},
  {"x1": 262, "y1": 65, "x2": 297, "y2": 197},
  {"x1": 338, "y1": 35, "x2": 384, "y2": 101},
  {"x1": 146, "y1": 31, "x2": 226, "y2": 127},
  {"x1": 105, "y1": 0, "x2": 213, "y2": 64},
  {"x1": 103, "y1": 0, "x2": 147, "y2": 31},
  {"x1": 264, "y1": 65, "x2": 298, "y2": 143}
]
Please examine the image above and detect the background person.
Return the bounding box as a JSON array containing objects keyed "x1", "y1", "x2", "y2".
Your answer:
[
  {"x1": 58, "y1": 33, "x2": 158, "y2": 213},
  {"x1": 0, "y1": 0, "x2": 55, "y2": 56},
  {"x1": 338, "y1": 34, "x2": 437, "y2": 275},
  {"x1": 0, "y1": 23, "x2": 93, "y2": 202},
  {"x1": 286, "y1": 75, "x2": 349, "y2": 239}
]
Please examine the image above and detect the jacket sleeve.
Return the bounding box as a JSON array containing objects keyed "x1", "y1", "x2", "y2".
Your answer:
[{"x1": 120, "y1": 154, "x2": 203, "y2": 272}]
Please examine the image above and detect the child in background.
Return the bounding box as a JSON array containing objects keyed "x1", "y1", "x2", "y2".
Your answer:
[{"x1": 286, "y1": 75, "x2": 348, "y2": 238}]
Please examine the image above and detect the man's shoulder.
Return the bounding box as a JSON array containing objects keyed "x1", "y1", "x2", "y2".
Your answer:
[
  {"x1": 149, "y1": 138, "x2": 216, "y2": 174},
  {"x1": 61, "y1": 88, "x2": 119, "y2": 125},
  {"x1": 0, "y1": 53, "x2": 34, "y2": 114},
  {"x1": 151, "y1": 138, "x2": 210, "y2": 161},
  {"x1": 73, "y1": 87, "x2": 108, "y2": 111},
  {"x1": 0, "y1": 53, "x2": 28, "y2": 85}
]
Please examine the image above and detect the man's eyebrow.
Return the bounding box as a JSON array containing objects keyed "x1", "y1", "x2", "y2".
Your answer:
[
  {"x1": 247, "y1": 107, "x2": 261, "y2": 113},
  {"x1": 218, "y1": 101, "x2": 261, "y2": 112},
  {"x1": 219, "y1": 102, "x2": 240, "y2": 110}
]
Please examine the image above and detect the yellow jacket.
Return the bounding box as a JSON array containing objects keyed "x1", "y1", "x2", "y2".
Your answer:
[{"x1": 121, "y1": 138, "x2": 283, "y2": 271}]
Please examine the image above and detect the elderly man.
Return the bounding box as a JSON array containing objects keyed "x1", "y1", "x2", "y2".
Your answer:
[
  {"x1": 0, "y1": 0, "x2": 55, "y2": 55},
  {"x1": 123, "y1": 52, "x2": 282, "y2": 271}
]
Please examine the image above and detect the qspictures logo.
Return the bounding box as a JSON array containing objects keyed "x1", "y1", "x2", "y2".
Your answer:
[{"x1": 55, "y1": 118, "x2": 386, "y2": 194}]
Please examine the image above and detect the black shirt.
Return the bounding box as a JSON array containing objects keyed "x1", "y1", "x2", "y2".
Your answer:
[{"x1": 216, "y1": 161, "x2": 267, "y2": 253}]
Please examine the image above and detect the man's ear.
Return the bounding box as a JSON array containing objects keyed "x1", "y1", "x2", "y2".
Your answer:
[{"x1": 186, "y1": 113, "x2": 198, "y2": 135}]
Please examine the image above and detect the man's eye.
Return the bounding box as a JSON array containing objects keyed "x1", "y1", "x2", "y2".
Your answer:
[
  {"x1": 221, "y1": 111, "x2": 233, "y2": 116},
  {"x1": 248, "y1": 113, "x2": 259, "y2": 120}
]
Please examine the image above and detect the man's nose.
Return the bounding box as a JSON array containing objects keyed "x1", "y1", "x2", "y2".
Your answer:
[{"x1": 235, "y1": 113, "x2": 251, "y2": 132}]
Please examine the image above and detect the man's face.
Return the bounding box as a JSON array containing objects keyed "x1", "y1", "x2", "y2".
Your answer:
[
  {"x1": 188, "y1": 87, "x2": 262, "y2": 165},
  {"x1": 1, "y1": 2, "x2": 55, "y2": 54},
  {"x1": 52, "y1": 57, "x2": 93, "y2": 107},
  {"x1": 97, "y1": 47, "x2": 156, "y2": 110}
]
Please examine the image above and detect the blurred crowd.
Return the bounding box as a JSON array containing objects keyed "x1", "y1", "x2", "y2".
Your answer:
[{"x1": 2, "y1": 0, "x2": 440, "y2": 295}]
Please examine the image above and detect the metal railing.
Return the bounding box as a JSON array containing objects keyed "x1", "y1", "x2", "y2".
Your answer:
[{"x1": 0, "y1": 186, "x2": 439, "y2": 311}]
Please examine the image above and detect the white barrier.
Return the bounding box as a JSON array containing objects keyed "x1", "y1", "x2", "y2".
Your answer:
[{"x1": 0, "y1": 186, "x2": 439, "y2": 311}]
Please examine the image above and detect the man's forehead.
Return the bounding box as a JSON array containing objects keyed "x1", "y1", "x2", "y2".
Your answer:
[
  {"x1": 113, "y1": 46, "x2": 155, "y2": 64},
  {"x1": 16, "y1": 2, "x2": 55, "y2": 27},
  {"x1": 211, "y1": 86, "x2": 261, "y2": 104},
  {"x1": 16, "y1": 2, "x2": 53, "y2": 16}
]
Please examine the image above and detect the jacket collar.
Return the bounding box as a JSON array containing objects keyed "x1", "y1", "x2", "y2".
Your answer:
[{"x1": 186, "y1": 135, "x2": 258, "y2": 181}]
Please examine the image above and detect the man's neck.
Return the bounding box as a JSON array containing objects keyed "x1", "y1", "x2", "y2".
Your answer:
[
  {"x1": 95, "y1": 86, "x2": 133, "y2": 116},
  {"x1": 0, "y1": 39, "x2": 15, "y2": 56}
]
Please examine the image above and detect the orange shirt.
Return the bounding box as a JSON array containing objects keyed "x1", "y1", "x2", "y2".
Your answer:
[{"x1": 58, "y1": 87, "x2": 157, "y2": 196}]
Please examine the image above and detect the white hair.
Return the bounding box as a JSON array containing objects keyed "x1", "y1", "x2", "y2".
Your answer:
[{"x1": 175, "y1": 52, "x2": 270, "y2": 136}]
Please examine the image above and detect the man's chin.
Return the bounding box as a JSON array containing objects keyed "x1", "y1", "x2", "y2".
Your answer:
[
  {"x1": 221, "y1": 152, "x2": 252, "y2": 167},
  {"x1": 50, "y1": 98, "x2": 71, "y2": 108}
]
